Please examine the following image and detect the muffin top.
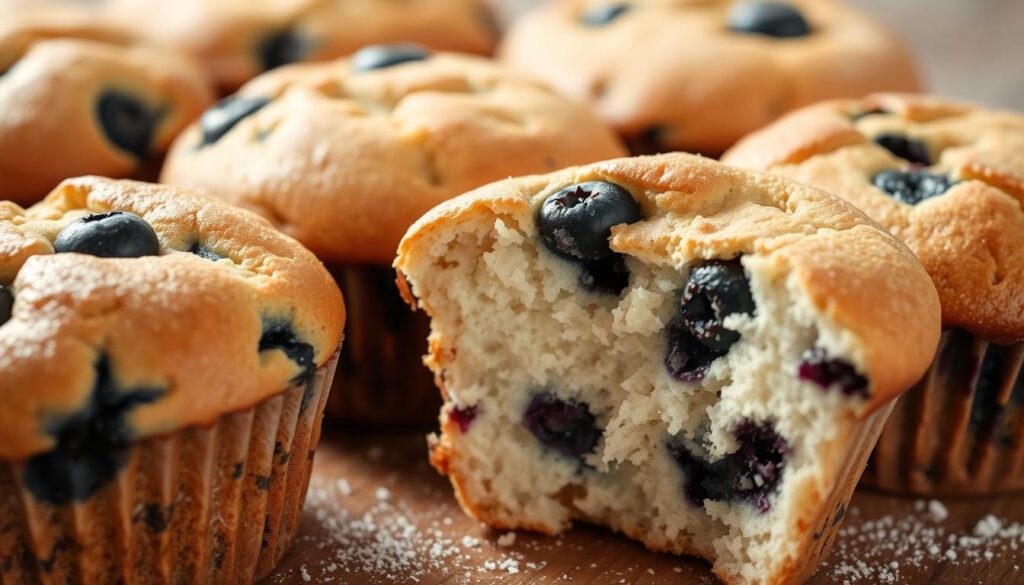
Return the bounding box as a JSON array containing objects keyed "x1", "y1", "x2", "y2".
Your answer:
[
  {"x1": 0, "y1": 10, "x2": 214, "y2": 205},
  {"x1": 500, "y1": 0, "x2": 919, "y2": 155},
  {"x1": 0, "y1": 177, "x2": 345, "y2": 461},
  {"x1": 724, "y1": 94, "x2": 1024, "y2": 344},
  {"x1": 106, "y1": 0, "x2": 500, "y2": 92},
  {"x1": 397, "y1": 153, "x2": 942, "y2": 415},
  {"x1": 161, "y1": 46, "x2": 627, "y2": 265}
]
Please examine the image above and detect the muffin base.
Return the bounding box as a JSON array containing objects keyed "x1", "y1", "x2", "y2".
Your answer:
[
  {"x1": 326, "y1": 264, "x2": 439, "y2": 426},
  {"x1": 864, "y1": 329, "x2": 1024, "y2": 496},
  {"x1": 0, "y1": 350, "x2": 339, "y2": 585}
]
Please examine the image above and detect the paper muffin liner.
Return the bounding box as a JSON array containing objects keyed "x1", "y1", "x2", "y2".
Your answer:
[
  {"x1": 0, "y1": 350, "x2": 339, "y2": 585},
  {"x1": 863, "y1": 329, "x2": 1024, "y2": 496},
  {"x1": 325, "y1": 264, "x2": 439, "y2": 425}
]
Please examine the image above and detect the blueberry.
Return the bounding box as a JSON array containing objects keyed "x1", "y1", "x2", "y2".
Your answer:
[
  {"x1": 664, "y1": 319, "x2": 727, "y2": 383},
  {"x1": 874, "y1": 134, "x2": 931, "y2": 166},
  {"x1": 0, "y1": 284, "x2": 12, "y2": 325},
  {"x1": 579, "y1": 254, "x2": 631, "y2": 295},
  {"x1": 260, "y1": 322, "x2": 316, "y2": 409},
  {"x1": 23, "y1": 355, "x2": 163, "y2": 505},
  {"x1": 798, "y1": 347, "x2": 869, "y2": 397},
  {"x1": 97, "y1": 91, "x2": 162, "y2": 159},
  {"x1": 872, "y1": 170, "x2": 953, "y2": 205},
  {"x1": 523, "y1": 392, "x2": 602, "y2": 460},
  {"x1": 257, "y1": 29, "x2": 308, "y2": 71},
  {"x1": 200, "y1": 96, "x2": 272, "y2": 146},
  {"x1": 580, "y1": 3, "x2": 631, "y2": 26},
  {"x1": 680, "y1": 259, "x2": 755, "y2": 351},
  {"x1": 669, "y1": 420, "x2": 789, "y2": 513},
  {"x1": 189, "y1": 242, "x2": 222, "y2": 261},
  {"x1": 54, "y1": 212, "x2": 160, "y2": 259},
  {"x1": 351, "y1": 43, "x2": 430, "y2": 72},
  {"x1": 537, "y1": 181, "x2": 642, "y2": 262},
  {"x1": 449, "y1": 405, "x2": 478, "y2": 433},
  {"x1": 728, "y1": 1, "x2": 812, "y2": 38}
]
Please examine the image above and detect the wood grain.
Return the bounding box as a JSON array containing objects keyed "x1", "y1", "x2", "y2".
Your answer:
[{"x1": 261, "y1": 430, "x2": 1024, "y2": 584}]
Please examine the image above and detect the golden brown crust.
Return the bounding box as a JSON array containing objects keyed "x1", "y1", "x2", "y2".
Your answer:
[
  {"x1": 106, "y1": 0, "x2": 499, "y2": 92},
  {"x1": 162, "y1": 52, "x2": 626, "y2": 265},
  {"x1": 0, "y1": 10, "x2": 214, "y2": 205},
  {"x1": 0, "y1": 177, "x2": 345, "y2": 460},
  {"x1": 499, "y1": 0, "x2": 920, "y2": 155},
  {"x1": 724, "y1": 93, "x2": 1024, "y2": 344},
  {"x1": 398, "y1": 153, "x2": 941, "y2": 414}
]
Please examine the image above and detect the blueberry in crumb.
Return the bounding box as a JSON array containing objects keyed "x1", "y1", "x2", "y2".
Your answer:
[
  {"x1": 449, "y1": 405, "x2": 478, "y2": 433},
  {"x1": 0, "y1": 284, "x2": 12, "y2": 325},
  {"x1": 874, "y1": 133, "x2": 931, "y2": 166},
  {"x1": 257, "y1": 29, "x2": 308, "y2": 71},
  {"x1": 260, "y1": 321, "x2": 316, "y2": 410},
  {"x1": 728, "y1": 1, "x2": 812, "y2": 38},
  {"x1": 54, "y1": 211, "x2": 160, "y2": 259},
  {"x1": 664, "y1": 319, "x2": 726, "y2": 383},
  {"x1": 189, "y1": 242, "x2": 223, "y2": 261},
  {"x1": 23, "y1": 355, "x2": 163, "y2": 505},
  {"x1": 537, "y1": 181, "x2": 642, "y2": 262},
  {"x1": 351, "y1": 43, "x2": 430, "y2": 72},
  {"x1": 580, "y1": 3, "x2": 631, "y2": 27},
  {"x1": 669, "y1": 419, "x2": 790, "y2": 513},
  {"x1": 200, "y1": 96, "x2": 272, "y2": 146},
  {"x1": 97, "y1": 91, "x2": 162, "y2": 159},
  {"x1": 523, "y1": 392, "x2": 602, "y2": 460},
  {"x1": 578, "y1": 254, "x2": 631, "y2": 295},
  {"x1": 680, "y1": 259, "x2": 755, "y2": 351},
  {"x1": 798, "y1": 347, "x2": 869, "y2": 397},
  {"x1": 872, "y1": 170, "x2": 953, "y2": 205}
]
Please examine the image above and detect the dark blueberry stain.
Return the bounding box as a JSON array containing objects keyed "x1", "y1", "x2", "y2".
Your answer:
[
  {"x1": 199, "y1": 96, "x2": 272, "y2": 147},
  {"x1": 232, "y1": 461, "x2": 245, "y2": 479},
  {"x1": 872, "y1": 169, "x2": 954, "y2": 205},
  {"x1": 96, "y1": 91, "x2": 163, "y2": 159},
  {"x1": 259, "y1": 321, "x2": 316, "y2": 410},
  {"x1": 257, "y1": 28, "x2": 309, "y2": 71},
  {"x1": 449, "y1": 405, "x2": 479, "y2": 433},
  {"x1": 254, "y1": 475, "x2": 271, "y2": 491},
  {"x1": 23, "y1": 355, "x2": 164, "y2": 505},
  {"x1": 133, "y1": 502, "x2": 174, "y2": 533},
  {"x1": 578, "y1": 254, "x2": 631, "y2": 295},
  {"x1": 351, "y1": 43, "x2": 430, "y2": 72},
  {"x1": 0, "y1": 284, "x2": 12, "y2": 325},
  {"x1": 54, "y1": 211, "x2": 160, "y2": 259},
  {"x1": 580, "y1": 3, "x2": 631, "y2": 27},
  {"x1": 665, "y1": 259, "x2": 755, "y2": 383},
  {"x1": 669, "y1": 419, "x2": 790, "y2": 513},
  {"x1": 798, "y1": 347, "x2": 870, "y2": 398},
  {"x1": 874, "y1": 133, "x2": 931, "y2": 166},
  {"x1": 728, "y1": 1, "x2": 812, "y2": 38},
  {"x1": 523, "y1": 392, "x2": 602, "y2": 461},
  {"x1": 189, "y1": 242, "x2": 223, "y2": 261},
  {"x1": 624, "y1": 126, "x2": 670, "y2": 156}
]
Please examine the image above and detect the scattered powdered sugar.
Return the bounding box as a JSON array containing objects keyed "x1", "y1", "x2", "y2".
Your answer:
[
  {"x1": 497, "y1": 532, "x2": 517, "y2": 547},
  {"x1": 824, "y1": 500, "x2": 1024, "y2": 584}
]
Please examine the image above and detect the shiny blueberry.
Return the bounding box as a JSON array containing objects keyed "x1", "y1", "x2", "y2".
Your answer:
[
  {"x1": 580, "y1": 3, "x2": 631, "y2": 26},
  {"x1": 874, "y1": 134, "x2": 931, "y2": 166},
  {"x1": 54, "y1": 212, "x2": 160, "y2": 258},
  {"x1": 680, "y1": 259, "x2": 755, "y2": 351},
  {"x1": 257, "y1": 29, "x2": 308, "y2": 71},
  {"x1": 200, "y1": 96, "x2": 272, "y2": 146},
  {"x1": 523, "y1": 392, "x2": 602, "y2": 460},
  {"x1": 260, "y1": 322, "x2": 316, "y2": 409},
  {"x1": 669, "y1": 420, "x2": 789, "y2": 513},
  {"x1": 537, "y1": 181, "x2": 642, "y2": 262},
  {"x1": 351, "y1": 43, "x2": 430, "y2": 72},
  {"x1": 0, "y1": 284, "x2": 12, "y2": 325},
  {"x1": 23, "y1": 355, "x2": 163, "y2": 505},
  {"x1": 872, "y1": 170, "x2": 953, "y2": 205},
  {"x1": 97, "y1": 91, "x2": 162, "y2": 159},
  {"x1": 798, "y1": 347, "x2": 869, "y2": 397},
  {"x1": 449, "y1": 405, "x2": 479, "y2": 433},
  {"x1": 728, "y1": 1, "x2": 812, "y2": 38},
  {"x1": 664, "y1": 319, "x2": 727, "y2": 383}
]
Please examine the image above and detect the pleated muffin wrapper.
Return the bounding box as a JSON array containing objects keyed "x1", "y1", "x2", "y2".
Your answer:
[
  {"x1": 863, "y1": 329, "x2": 1024, "y2": 496},
  {"x1": 0, "y1": 350, "x2": 339, "y2": 585},
  {"x1": 325, "y1": 264, "x2": 440, "y2": 426}
]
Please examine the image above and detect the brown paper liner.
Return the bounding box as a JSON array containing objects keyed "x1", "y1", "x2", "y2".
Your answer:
[
  {"x1": 863, "y1": 329, "x2": 1024, "y2": 496},
  {"x1": 0, "y1": 350, "x2": 339, "y2": 585},
  {"x1": 325, "y1": 264, "x2": 440, "y2": 425}
]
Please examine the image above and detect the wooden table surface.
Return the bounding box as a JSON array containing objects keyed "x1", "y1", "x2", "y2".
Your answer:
[{"x1": 260, "y1": 429, "x2": 1024, "y2": 585}]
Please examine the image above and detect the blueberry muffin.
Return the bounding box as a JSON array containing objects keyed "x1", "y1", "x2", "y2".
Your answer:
[
  {"x1": 0, "y1": 177, "x2": 344, "y2": 583},
  {"x1": 500, "y1": 0, "x2": 920, "y2": 157},
  {"x1": 161, "y1": 45, "x2": 626, "y2": 425},
  {"x1": 106, "y1": 0, "x2": 500, "y2": 93},
  {"x1": 724, "y1": 93, "x2": 1024, "y2": 496},
  {"x1": 394, "y1": 153, "x2": 941, "y2": 585},
  {"x1": 0, "y1": 11, "x2": 213, "y2": 205}
]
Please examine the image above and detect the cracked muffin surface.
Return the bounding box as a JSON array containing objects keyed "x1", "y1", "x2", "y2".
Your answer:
[
  {"x1": 161, "y1": 47, "x2": 627, "y2": 265},
  {"x1": 0, "y1": 177, "x2": 345, "y2": 462},
  {"x1": 0, "y1": 10, "x2": 214, "y2": 205}
]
